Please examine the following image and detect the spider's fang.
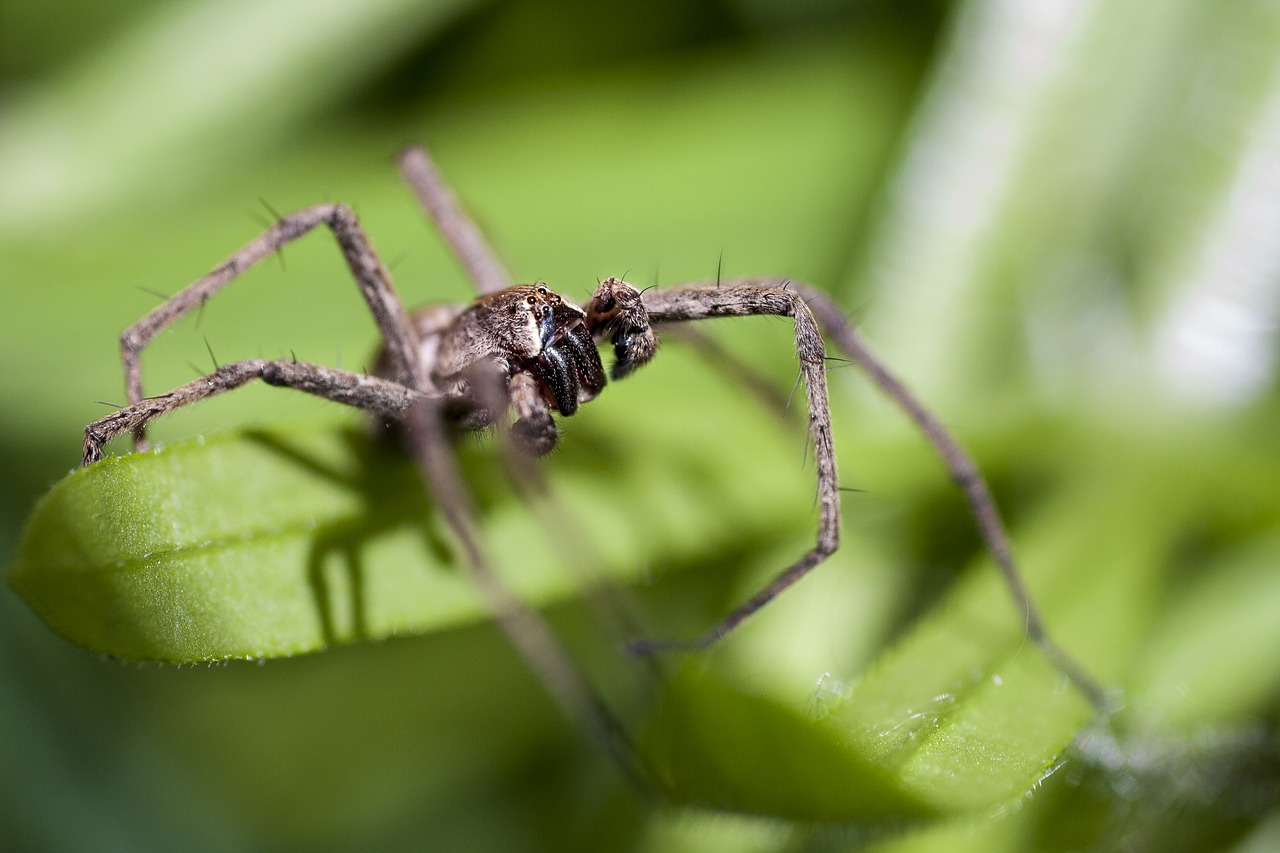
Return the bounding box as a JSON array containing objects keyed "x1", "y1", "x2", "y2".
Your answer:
[
  {"x1": 535, "y1": 346, "x2": 580, "y2": 416},
  {"x1": 530, "y1": 297, "x2": 607, "y2": 413},
  {"x1": 562, "y1": 325, "x2": 607, "y2": 398}
]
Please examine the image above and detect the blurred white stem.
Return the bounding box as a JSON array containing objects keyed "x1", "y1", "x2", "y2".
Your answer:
[
  {"x1": 1151, "y1": 67, "x2": 1280, "y2": 406},
  {"x1": 860, "y1": 0, "x2": 1096, "y2": 400}
]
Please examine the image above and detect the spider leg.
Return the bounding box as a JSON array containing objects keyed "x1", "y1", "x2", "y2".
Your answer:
[
  {"x1": 398, "y1": 157, "x2": 667, "y2": 773},
  {"x1": 791, "y1": 282, "x2": 1109, "y2": 711},
  {"x1": 404, "y1": 395, "x2": 662, "y2": 797},
  {"x1": 620, "y1": 276, "x2": 1107, "y2": 712},
  {"x1": 584, "y1": 277, "x2": 658, "y2": 379},
  {"x1": 83, "y1": 359, "x2": 421, "y2": 465},
  {"x1": 120, "y1": 205, "x2": 422, "y2": 451},
  {"x1": 489, "y1": 368, "x2": 663, "y2": 659},
  {"x1": 397, "y1": 146, "x2": 514, "y2": 297},
  {"x1": 507, "y1": 371, "x2": 561, "y2": 458},
  {"x1": 610, "y1": 281, "x2": 840, "y2": 654}
]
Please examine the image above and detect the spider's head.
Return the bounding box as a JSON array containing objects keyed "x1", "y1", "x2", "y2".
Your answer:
[
  {"x1": 485, "y1": 284, "x2": 562, "y2": 359},
  {"x1": 436, "y1": 284, "x2": 576, "y2": 382},
  {"x1": 435, "y1": 285, "x2": 609, "y2": 448},
  {"x1": 470, "y1": 284, "x2": 609, "y2": 415}
]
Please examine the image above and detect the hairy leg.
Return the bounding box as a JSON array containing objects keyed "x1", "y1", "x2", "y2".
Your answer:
[
  {"x1": 394, "y1": 154, "x2": 664, "y2": 785},
  {"x1": 397, "y1": 146, "x2": 514, "y2": 297},
  {"x1": 83, "y1": 359, "x2": 421, "y2": 465},
  {"x1": 600, "y1": 276, "x2": 1106, "y2": 711},
  {"x1": 588, "y1": 279, "x2": 840, "y2": 651},
  {"x1": 120, "y1": 205, "x2": 421, "y2": 450},
  {"x1": 404, "y1": 395, "x2": 661, "y2": 796},
  {"x1": 792, "y1": 282, "x2": 1108, "y2": 710}
]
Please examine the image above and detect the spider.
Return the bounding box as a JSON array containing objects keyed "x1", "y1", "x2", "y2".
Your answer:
[{"x1": 80, "y1": 146, "x2": 1105, "y2": 787}]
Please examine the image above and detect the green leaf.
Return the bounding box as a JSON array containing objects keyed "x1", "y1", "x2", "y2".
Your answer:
[
  {"x1": 12, "y1": 425, "x2": 440, "y2": 661},
  {"x1": 7, "y1": 400, "x2": 1113, "y2": 824},
  {"x1": 641, "y1": 433, "x2": 1213, "y2": 820},
  {"x1": 646, "y1": 669, "x2": 938, "y2": 822},
  {"x1": 7, "y1": 348, "x2": 820, "y2": 662},
  {"x1": 642, "y1": 560, "x2": 1102, "y2": 820},
  {"x1": 14, "y1": 395, "x2": 1279, "y2": 831}
]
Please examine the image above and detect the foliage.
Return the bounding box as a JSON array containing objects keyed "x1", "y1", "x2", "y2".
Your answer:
[{"x1": 3, "y1": 0, "x2": 1280, "y2": 850}]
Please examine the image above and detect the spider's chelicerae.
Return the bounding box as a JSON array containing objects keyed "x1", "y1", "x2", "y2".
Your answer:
[{"x1": 81, "y1": 146, "x2": 1105, "y2": 786}]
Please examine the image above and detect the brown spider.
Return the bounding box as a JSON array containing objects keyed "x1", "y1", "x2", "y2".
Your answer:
[{"x1": 80, "y1": 146, "x2": 1105, "y2": 788}]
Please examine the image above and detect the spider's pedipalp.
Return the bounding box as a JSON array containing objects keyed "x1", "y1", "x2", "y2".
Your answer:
[{"x1": 585, "y1": 277, "x2": 658, "y2": 379}]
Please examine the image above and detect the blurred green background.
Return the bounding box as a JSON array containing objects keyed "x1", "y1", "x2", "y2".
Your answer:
[{"x1": 3, "y1": 0, "x2": 1280, "y2": 850}]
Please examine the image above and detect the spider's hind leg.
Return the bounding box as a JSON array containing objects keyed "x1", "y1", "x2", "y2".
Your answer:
[
  {"x1": 119, "y1": 204, "x2": 421, "y2": 452},
  {"x1": 404, "y1": 394, "x2": 662, "y2": 797},
  {"x1": 83, "y1": 359, "x2": 421, "y2": 465}
]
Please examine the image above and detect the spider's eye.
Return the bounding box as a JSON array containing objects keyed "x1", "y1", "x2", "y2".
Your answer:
[
  {"x1": 526, "y1": 295, "x2": 537, "y2": 305},
  {"x1": 537, "y1": 285, "x2": 548, "y2": 295},
  {"x1": 550, "y1": 294, "x2": 561, "y2": 305}
]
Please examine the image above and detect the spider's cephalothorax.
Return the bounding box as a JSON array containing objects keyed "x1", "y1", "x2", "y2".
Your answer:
[
  {"x1": 404, "y1": 279, "x2": 651, "y2": 458},
  {"x1": 434, "y1": 284, "x2": 606, "y2": 412}
]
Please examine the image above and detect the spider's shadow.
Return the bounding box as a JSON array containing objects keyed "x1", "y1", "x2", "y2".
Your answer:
[{"x1": 241, "y1": 427, "x2": 452, "y2": 646}]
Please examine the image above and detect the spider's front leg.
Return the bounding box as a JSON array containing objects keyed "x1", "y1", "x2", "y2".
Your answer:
[
  {"x1": 119, "y1": 204, "x2": 421, "y2": 452},
  {"x1": 584, "y1": 278, "x2": 842, "y2": 654},
  {"x1": 612, "y1": 274, "x2": 1107, "y2": 710}
]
